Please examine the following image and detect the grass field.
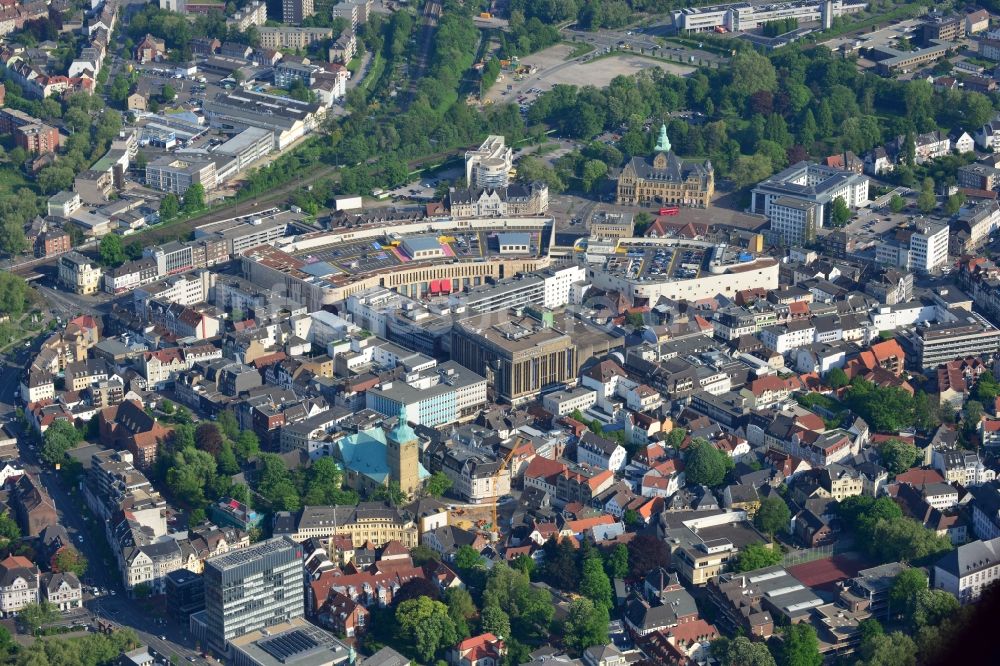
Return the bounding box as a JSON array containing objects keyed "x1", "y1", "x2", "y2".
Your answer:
[{"x1": 0, "y1": 165, "x2": 37, "y2": 196}]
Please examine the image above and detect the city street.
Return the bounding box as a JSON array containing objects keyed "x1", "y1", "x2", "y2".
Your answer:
[{"x1": 1, "y1": 336, "x2": 209, "y2": 663}]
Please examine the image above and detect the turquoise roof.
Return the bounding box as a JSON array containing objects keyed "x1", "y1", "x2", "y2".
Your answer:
[{"x1": 336, "y1": 425, "x2": 429, "y2": 487}]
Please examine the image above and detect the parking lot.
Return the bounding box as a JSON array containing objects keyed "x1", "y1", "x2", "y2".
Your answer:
[
  {"x1": 608, "y1": 243, "x2": 706, "y2": 281},
  {"x1": 295, "y1": 226, "x2": 551, "y2": 276},
  {"x1": 485, "y1": 43, "x2": 694, "y2": 105}
]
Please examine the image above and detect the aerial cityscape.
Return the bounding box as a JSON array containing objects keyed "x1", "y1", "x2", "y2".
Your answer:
[{"x1": 2, "y1": 0, "x2": 1000, "y2": 665}]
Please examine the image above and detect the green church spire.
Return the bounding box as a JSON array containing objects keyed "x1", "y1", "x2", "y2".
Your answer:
[{"x1": 655, "y1": 123, "x2": 671, "y2": 153}]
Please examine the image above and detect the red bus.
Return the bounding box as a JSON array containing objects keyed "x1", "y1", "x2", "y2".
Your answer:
[{"x1": 659, "y1": 206, "x2": 680, "y2": 216}]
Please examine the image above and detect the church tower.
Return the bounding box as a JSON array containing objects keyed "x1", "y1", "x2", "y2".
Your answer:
[
  {"x1": 655, "y1": 123, "x2": 671, "y2": 154},
  {"x1": 386, "y1": 405, "x2": 421, "y2": 497}
]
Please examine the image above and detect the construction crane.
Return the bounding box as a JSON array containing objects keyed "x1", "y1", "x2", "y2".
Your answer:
[{"x1": 491, "y1": 445, "x2": 518, "y2": 539}]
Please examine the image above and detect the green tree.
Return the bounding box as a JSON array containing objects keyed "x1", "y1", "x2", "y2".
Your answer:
[
  {"x1": 728, "y1": 49, "x2": 778, "y2": 98},
  {"x1": 217, "y1": 410, "x2": 240, "y2": 440},
  {"x1": 627, "y1": 534, "x2": 670, "y2": 578},
  {"x1": 858, "y1": 631, "x2": 917, "y2": 666},
  {"x1": 917, "y1": 179, "x2": 936, "y2": 214},
  {"x1": 372, "y1": 480, "x2": 406, "y2": 505},
  {"x1": 888, "y1": 567, "x2": 928, "y2": 623},
  {"x1": 563, "y1": 598, "x2": 609, "y2": 656},
  {"x1": 512, "y1": 553, "x2": 535, "y2": 578},
  {"x1": 974, "y1": 373, "x2": 1000, "y2": 403},
  {"x1": 828, "y1": 196, "x2": 851, "y2": 227},
  {"x1": 18, "y1": 601, "x2": 57, "y2": 633},
  {"x1": 963, "y1": 400, "x2": 984, "y2": 438},
  {"x1": 425, "y1": 471, "x2": 453, "y2": 498},
  {"x1": 826, "y1": 367, "x2": 849, "y2": 389},
  {"x1": 730, "y1": 153, "x2": 773, "y2": 189},
  {"x1": 736, "y1": 543, "x2": 782, "y2": 572},
  {"x1": 394, "y1": 597, "x2": 458, "y2": 663},
  {"x1": 183, "y1": 183, "x2": 205, "y2": 213},
  {"x1": 159, "y1": 193, "x2": 179, "y2": 221},
  {"x1": 579, "y1": 555, "x2": 613, "y2": 610},
  {"x1": 0, "y1": 510, "x2": 19, "y2": 544},
  {"x1": 53, "y1": 548, "x2": 88, "y2": 576},
  {"x1": 879, "y1": 439, "x2": 919, "y2": 475},
  {"x1": 580, "y1": 159, "x2": 608, "y2": 192},
  {"x1": 712, "y1": 635, "x2": 777, "y2": 666},
  {"x1": 912, "y1": 588, "x2": 960, "y2": 629},
  {"x1": 889, "y1": 194, "x2": 906, "y2": 213},
  {"x1": 754, "y1": 496, "x2": 791, "y2": 538},
  {"x1": 945, "y1": 192, "x2": 966, "y2": 216},
  {"x1": 605, "y1": 543, "x2": 628, "y2": 579},
  {"x1": 42, "y1": 420, "x2": 82, "y2": 466},
  {"x1": 99, "y1": 233, "x2": 125, "y2": 267},
  {"x1": 0, "y1": 274, "x2": 30, "y2": 317},
  {"x1": 480, "y1": 604, "x2": 511, "y2": 639},
  {"x1": 482, "y1": 562, "x2": 552, "y2": 640},
  {"x1": 776, "y1": 623, "x2": 821, "y2": 666},
  {"x1": 454, "y1": 544, "x2": 485, "y2": 573},
  {"x1": 444, "y1": 587, "x2": 476, "y2": 640},
  {"x1": 235, "y1": 429, "x2": 260, "y2": 461},
  {"x1": 685, "y1": 438, "x2": 733, "y2": 487},
  {"x1": 161, "y1": 83, "x2": 176, "y2": 101},
  {"x1": 625, "y1": 311, "x2": 645, "y2": 329},
  {"x1": 666, "y1": 427, "x2": 687, "y2": 449}
]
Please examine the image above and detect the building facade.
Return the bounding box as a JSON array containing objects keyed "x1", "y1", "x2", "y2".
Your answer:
[
  {"x1": 200, "y1": 537, "x2": 304, "y2": 657},
  {"x1": 616, "y1": 125, "x2": 714, "y2": 208}
]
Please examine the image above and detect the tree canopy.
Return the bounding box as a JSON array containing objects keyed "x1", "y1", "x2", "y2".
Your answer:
[
  {"x1": 685, "y1": 438, "x2": 734, "y2": 487},
  {"x1": 736, "y1": 543, "x2": 782, "y2": 572}
]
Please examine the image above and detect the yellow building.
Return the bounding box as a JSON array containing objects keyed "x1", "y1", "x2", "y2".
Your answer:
[
  {"x1": 616, "y1": 124, "x2": 714, "y2": 207},
  {"x1": 58, "y1": 251, "x2": 102, "y2": 295}
]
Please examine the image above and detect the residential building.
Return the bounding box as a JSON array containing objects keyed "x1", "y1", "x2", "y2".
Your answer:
[
  {"x1": 282, "y1": 0, "x2": 313, "y2": 24},
  {"x1": 198, "y1": 537, "x2": 304, "y2": 657},
  {"x1": 331, "y1": 0, "x2": 371, "y2": 28},
  {"x1": 543, "y1": 387, "x2": 597, "y2": 416},
  {"x1": 425, "y1": 442, "x2": 510, "y2": 505},
  {"x1": 328, "y1": 29, "x2": 357, "y2": 63},
  {"x1": 967, "y1": 9, "x2": 990, "y2": 35},
  {"x1": 47, "y1": 191, "x2": 82, "y2": 219},
  {"x1": 576, "y1": 432, "x2": 627, "y2": 473},
  {"x1": 616, "y1": 125, "x2": 714, "y2": 208},
  {"x1": 257, "y1": 27, "x2": 333, "y2": 51},
  {"x1": 228, "y1": 1, "x2": 267, "y2": 31},
  {"x1": 42, "y1": 572, "x2": 82, "y2": 611},
  {"x1": 0, "y1": 555, "x2": 39, "y2": 616},
  {"x1": 58, "y1": 251, "x2": 102, "y2": 295},
  {"x1": 842, "y1": 563, "x2": 908, "y2": 620},
  {"x1": 15, "y1": 121, "x2": 59, "y2": 155},
  {"x1": 34, "y1": 229, "x2": 71, "y2": 258},
  {"x1": 448, "y1": 634, "x2": 506, "y2": 666},
  {"x1": 958, "y1": 163, "x2": 1000, "y2": 191},
  {"x1": 465, "y1": 135, "x2": 512, "y2": 188}
]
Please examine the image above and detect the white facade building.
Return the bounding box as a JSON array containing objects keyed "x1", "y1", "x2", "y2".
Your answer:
[
  {"x1": 542, "y1": 265, "x2": 587, "y2": 309},
  {"x1": 934, "y1": 537, "x2": 1000, "y2": 604},
  {"x1": 465, "y1": 135, "x2": 512, "y2": 189}
]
